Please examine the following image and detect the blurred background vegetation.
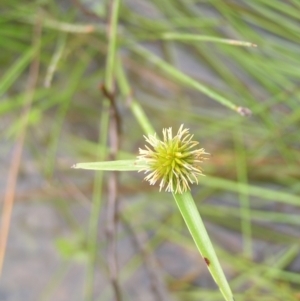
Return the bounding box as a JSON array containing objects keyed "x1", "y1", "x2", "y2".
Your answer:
[{"x1": 1, "y1": 0, "x2": 300, "y2": 300}]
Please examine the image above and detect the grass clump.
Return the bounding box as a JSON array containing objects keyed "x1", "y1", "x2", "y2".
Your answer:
[{"x1": 1, "y1": 1, "x2": 300, "y2": 301}]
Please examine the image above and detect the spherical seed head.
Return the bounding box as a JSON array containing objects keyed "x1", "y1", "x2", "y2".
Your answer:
[{"x1": 137, "y1": 124, "x2": 209, "y2": 194}]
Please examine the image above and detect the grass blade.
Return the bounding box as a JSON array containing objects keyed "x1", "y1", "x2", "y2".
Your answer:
[
  {"x1": 0, "y1": 47, "x2": 36, "y2": 95},
  {"x1": 160, "y1": 33, "x2": 257, "y2": 47},
  {"x1": 131, "y1": 44, "x2": 248, "y2": 114},
  {"x1": 72, "y1": 160, "x2": 144, "y2": 171},
  {"x1": 173, "y1": 191, "x2": 234, "y2": 301}
]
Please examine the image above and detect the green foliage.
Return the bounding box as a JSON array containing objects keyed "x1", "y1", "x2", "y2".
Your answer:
[
  {"x1": 2, "y1": 0, "x2": 300, "y2": 300},
  {"x1": 55, "y1": 237, "x2": 88, "y2": 262}
]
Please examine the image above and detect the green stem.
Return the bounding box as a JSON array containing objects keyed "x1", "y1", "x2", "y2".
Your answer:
[
  {"x1": 105, "y1": 0, "x2": 120, "y2": 91},
  {"x1": 234, "y1": 128, "x2": 252, "y2": 258},
  {"x1": 173, "y1": 191, "x2": 234, "y2": 301},
  {"x1": 160, "y1": 33, "x2": 257, "y2": 47},
  {"x1": 116, "y1": 56, "x2": 155, "y2": 135},
  {"x1": 84, "y1": 0, "x2": 120, "y2": 299},
  {"x1": 84, "y1": 111, "x2": 109, "y2": 301},
  {"x1": 130, "y1": 44, "x2": 238, "y2": 112}
]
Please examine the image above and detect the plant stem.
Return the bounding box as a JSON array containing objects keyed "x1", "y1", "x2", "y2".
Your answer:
[
  {"x1": 105, "y1": 1, "x2": 123, "y2": 301},
  {"x1": 173, "y1": 191, "x2": 234, "y2": 301},
  {"x1": 84, "y1": 0, "x2": 121, "y2": 298}
]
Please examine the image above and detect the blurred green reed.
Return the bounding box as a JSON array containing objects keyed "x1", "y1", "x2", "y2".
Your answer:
[{"x1": 1, "y1": 0, "x2": 300, "y2": 301}]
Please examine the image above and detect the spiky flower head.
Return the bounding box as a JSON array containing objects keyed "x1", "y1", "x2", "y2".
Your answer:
[{"x1": 137, "y1": 125, "x2": 209, "y2": 194}]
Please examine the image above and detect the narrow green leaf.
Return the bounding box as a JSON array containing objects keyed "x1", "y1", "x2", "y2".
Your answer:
[
  {"x1": 131, "y1": 44, "x2": 240, "y2": 113},
  {"x1": 201, "y1": 176, "x2": 300, "y2": 206},
  {"x1": 72, "y1": 159, "x2": 145, "y2": 171},
  {"x1": 116, "y1": 56, "x2": 155, "y2": 135},
  {"x1": 173, "y1": 191, "x2": 234, "y2": 301},
  {"x1": 105, "y1": 0, "x2": 120, "y2": 91},
  {"x1": 0, "y1": 47, "x2": 36, "y2": 95},
  {"x1": 160, "y1": 33, "x2": 257, "y2": 47},
  {"x1": 85, "y1": 1, "x2": 120, "y2": 298}
]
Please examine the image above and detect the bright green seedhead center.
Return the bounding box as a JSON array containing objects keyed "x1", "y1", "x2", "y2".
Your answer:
[{"x1": 137, "y1": 125, "x2": 207, "y2": 194}]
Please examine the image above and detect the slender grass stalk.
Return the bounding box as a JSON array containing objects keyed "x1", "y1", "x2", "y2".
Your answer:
[
  {"x1": 23, "y1": 17, "x2": 98, "y2": 34},
  {"x1": 104, "y1": 2, "x2": 123, "y2": 300},
  {"x1": 84, "y1": 0, "x2": 121, "y2": 300},
  {"x1": 234, "y1": 129, "x2": 252, "y2": 258},
  {"x1": 84, "y1": 109, "x2": 109, "y2": 301},
  {"x1": 130, "y1": 44, "x2": 244, "y2": 114},
  {"x1": 116, "y1": 56, "x2": 155, "y2": 135},
  {"x1": 0, "y1": 16, "x2": 42, "y2": 277},
  {"x1": 173, "y1": 191, "x2": 234, "y2": 301},
  {"x1": 200, "y1": 204, "x2": 300, "y2": 226},
  {"x1": 105, "y1": 0, "x2": 120, "y2": 91},
  {"x1": 44, "y1": 34, "x2": 66, "y2": 88},
  {"x1": 200, "y1": 176, "x2": 300, "y2": 206},
  {"x1": 0, "y1": 46, "x2": 36, "y2": 95},
  {"x1": 72, "y1": 159, "x2": 143, "y2": 171},
  {"x1": 160, "y1": 33, "x2": 257, "y2": 47},
  {"x1": 44, "y1": 61, "x2": 87, "y2": 177}
]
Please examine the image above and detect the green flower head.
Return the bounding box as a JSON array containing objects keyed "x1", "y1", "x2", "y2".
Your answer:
[{"x1": 137, "y1": 125, "x2": 209, "y2": 194}]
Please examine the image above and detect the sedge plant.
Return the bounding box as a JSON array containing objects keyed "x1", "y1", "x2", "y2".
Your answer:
[{"x1": 73, "y1": 124, "x2": 235, "y2": 301}]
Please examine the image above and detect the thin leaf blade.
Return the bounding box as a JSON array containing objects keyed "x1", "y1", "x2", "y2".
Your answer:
[
  {"x1": 72, "y1": 159, "x2": 145, "y2": 171},
  {"x1": 173, "y1": 191, "x2": 234, "y2": 301}
]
